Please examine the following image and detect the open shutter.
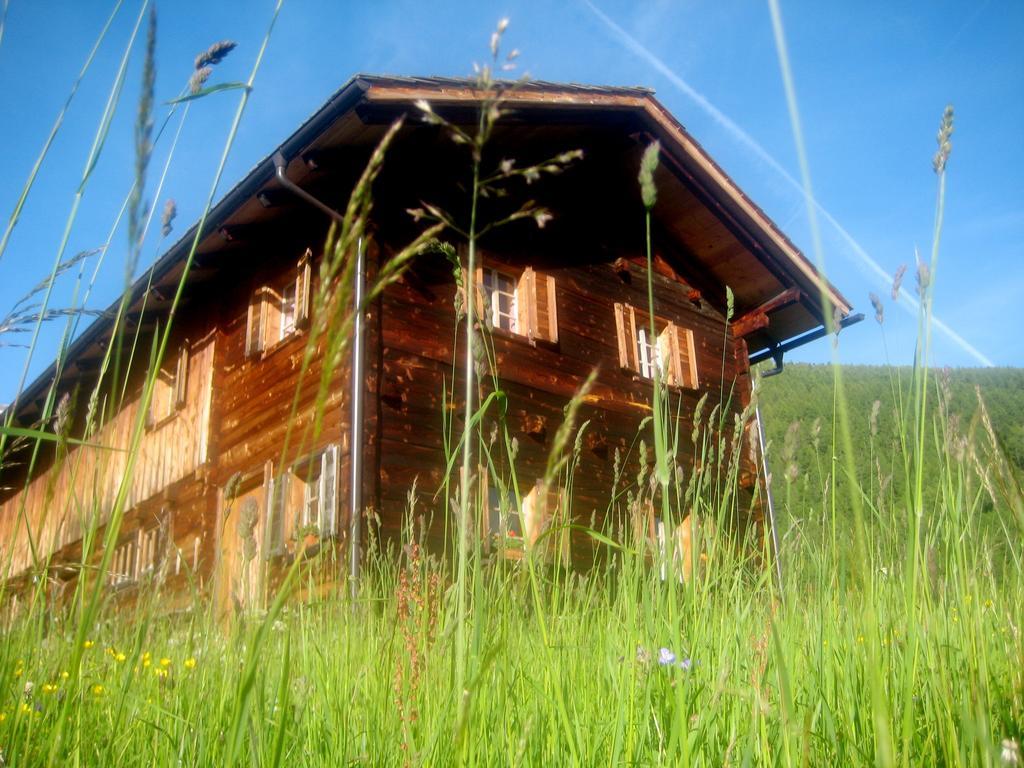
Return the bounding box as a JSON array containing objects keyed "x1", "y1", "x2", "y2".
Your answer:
[
  {"x1": 265, "y1": 473, "x2": 287, "y2": 558},
  {"x1": 295, "y1": 249, "x2": 312, "y2": 330},
  {"x1": 521, "y1": 480, "x2": 569, "y2": 562},
  {"x1": 614, "y1": 303, "x2": 639, "y2": 371},
  {"x1": 320, "y1": 445, "x2": 338, "y2": 536},
  {"x1": 547, "y1": 484, "x2": 570, "y2": 562},
  {"x1": 516, "y1": 267, "x2": 537, "y2": 340},
  {"x1": 657, "y1": 322, "x2": 683, "y2": 387},
  {"x1": 174, "y1": 343, "x2": 189, "y2": 409},
  {"x1": 245, "y1": 289, "x2": 265, "y2": 358},
  {"x1": 458, "y1": 267, "x2": 486, "y2": 322},
  {"x1": 517, "y1": 268, "x2": 558, "y2": 344},
  {"x1": 536, "y1": 273, "x2": 558, "y2": 343},
  {"x1": 680, "y1": 327, "x2": 698, "y2": 389},
  {"x1": 521, "y1": 480, "x2": 544, "y2": 551}
]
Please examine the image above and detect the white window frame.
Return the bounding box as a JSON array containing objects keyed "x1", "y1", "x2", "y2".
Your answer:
[
  {"x1": 636, "y1": 326, "x2": 662, "y2": 380},
  {"x1": 279, "y1": 281, "x2": 298, "y2": 341},
  {"x1": 267, "y1": 445, "x2": 339, "y2": 556},
  {"x1": 480, "y1": 266, "x2": 518, "y2": 334}
]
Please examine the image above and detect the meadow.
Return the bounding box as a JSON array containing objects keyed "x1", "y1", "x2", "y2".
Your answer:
[{"x1": 0, "y1": 8, "x2": 1021, "y2": 767}]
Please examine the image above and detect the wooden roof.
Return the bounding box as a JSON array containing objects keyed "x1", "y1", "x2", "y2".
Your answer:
[{"x1": 4, "y1": 74, "x2": 853, "y2": 423}]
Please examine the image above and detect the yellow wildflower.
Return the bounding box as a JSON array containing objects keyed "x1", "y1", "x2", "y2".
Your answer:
[
  {"x1": 114, "y1": 652, "x2": 127, "y2": 663},
  {"x1": 60, "y1": 671, "x2": 69, "y2": 680},
  {"x1": 92, "y1": 684, "x2": 104, "y2": 696},
  {"x1": 159, "y1": 658, "x2": 171, "y2": 668},
  {"x1": 985, "y1": 599, "x2": 993, "y2": 609},
  {"x1": 856, "y1": 635, "x2": 864, "y2": 645},
  {"x1": 143, "y1": 658, "x2": 151, "y2": 668},
  {"x1": 154, "y1": 668, "x2": 169, "y2": 679},
  {"x1": 14, "y1": 668, "x2": 22, "y2": 678},
  {"x1": 83, "y1": 641, "x2": 94, "y2": 649},
  {"x1": 42, "y1": 684, "x2": 58, "y2": 695},
  {"x1": 184, "y1": 657, "x2": 197, "y2": 669},
  {"x1": 0, "y1": 712, "x2": 6, "y2": 722},
  {"x1": 19, "y1": 703, "x2": 30, "y2": 714}
]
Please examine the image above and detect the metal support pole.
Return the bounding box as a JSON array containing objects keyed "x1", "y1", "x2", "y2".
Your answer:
[
  {"x1": 755, "y1": 405, "x2": 785, "y2": 604},
  {"x1": 272, "y1": 153, "x2": 366, "y2": 600},
  {"x1": 348, "y1": 238, "x2": 365, "y2": 599}
]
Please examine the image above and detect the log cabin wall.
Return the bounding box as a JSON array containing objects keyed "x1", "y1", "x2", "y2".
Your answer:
[
  {"x1": 0, "y1": 326, "x2": 216, "y2": 583},
  {"x1": 370, "y1": 236, "x2": 753, "y2": 564},
  {"x1": 209, "y1": 243, "x2": 352, "y2": 613}
]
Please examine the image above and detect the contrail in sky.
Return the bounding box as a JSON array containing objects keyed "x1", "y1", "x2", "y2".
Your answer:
[{"x1": 582, "y1": 0, "x2": 994, "y2": 366}]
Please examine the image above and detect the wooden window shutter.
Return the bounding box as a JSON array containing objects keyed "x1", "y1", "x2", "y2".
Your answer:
[
  {"x1": 547, "y1": 483, "x2": 570, "y2": 562},
  {"x1": 245, "y1": 289, "x2": 266, "y2": 358},
  {"x1": 473, "y1": 266, "x2": 486, "y2": 319},
  {"x1": 458, "y1": 267, "x2": 485, "y2": 321},
  {"x1": 657, "y1": 322, "x2": 683, "y2": 387},
  {"x1": 521, "y1": 480, "x2": 569, "y2": 561},
  {"x1": 518, "y1": 268, "x2": 558, "y2": 344},
  {"x1": 265, "y1": 472, "x2": 287, "y2": 558},
  {"x1": 538, "y1": 273, "x2": 558, "y2": 343},
  {"x1": 681, "y1": 328, "x2": 698, "y2": 389},
  {"x1": 614, "y1": 303, "x2": 639, "y2": 371},
  {"x1": 174, "y1": 343, "x2": 189, "y2": 409},
  {"x1": 521, "y1": 480, "x2": 544, "y2": 553},
  {"x1": 295, "y1": 249, "x2": 312, "y2": 330},
  {"x1": 516, "y1": 267, "x2": 536, "y2": 339}
]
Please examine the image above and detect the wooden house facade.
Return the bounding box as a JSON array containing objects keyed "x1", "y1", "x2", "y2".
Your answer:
[{"x1": 0, "y1": 76, "x2": 855, "y2": 615}]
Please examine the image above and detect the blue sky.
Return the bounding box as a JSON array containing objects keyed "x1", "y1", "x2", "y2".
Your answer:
[{"x1": 0, "y1": 0, "x2": 1021, "y2": 404}]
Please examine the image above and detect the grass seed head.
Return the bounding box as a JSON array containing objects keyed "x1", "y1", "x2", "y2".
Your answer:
[
  {"x1": 189, "y1": 66, "x2": 212, "y2": 95},
  {"x1": 891, "y1": 264, "x2": 907, "y2": 300},
  {"x1": 638, "y1": 141, "x2": 660, "y2": 209},
  {"x1": 932, "y1": 104, "x2": 954, "y2": 174},
  {"x1": 869, "y1": 292, "x2": 884, "y2": 324},
  {"x1": 194, "y1": 40, "x2": 237, "y2": 70}
]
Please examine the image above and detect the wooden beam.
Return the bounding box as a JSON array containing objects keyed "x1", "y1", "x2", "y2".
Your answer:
[
  {"x1": 730, "y1": 287, "x2": 802, "y2": 338},
  {"x1": 731, "y1": 312, "x2": 770, "y2": 338}
]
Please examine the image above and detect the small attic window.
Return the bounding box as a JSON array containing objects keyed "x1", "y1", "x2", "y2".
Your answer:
[
  {"x1": 468, "y1": 261, "x2": 559, "y2": 344},
  {"x1": 245, "y1": 249, "x2": 312, "y2": 358},
  {"x1": 614, "y1": 303, "x2": 699, "y2": 389}
]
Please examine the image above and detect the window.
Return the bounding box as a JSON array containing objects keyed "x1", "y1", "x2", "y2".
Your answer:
[
  {"x1": 146, "y1": 344, "x2": 188, "y2": 428},
  {"x1": 279, "y1": 281, "x2": 298, "y2": 340},
  {"x1": 107, "y1": 515, "x2": 169, "y2": 587},
  {"x1": 478, "y1": 473, "x2": 568, "y2": 561},
  {"x1": 631, "y1": 502, "x2": 698, "y2": 582},
  {"x1": 614, "y1": 302, "x2": 699, "y2": 389},
  {"x1": 480, "y1": 473, "x2": 525, "y2": 556},
  {"x1": 266, "y1": 444, "x2": 339, "y2": 557},
  {"x1": 481, "y1": 267, "x2": 518, "y2": 333},
  {"x1": 245, "y1": 249, "x2": 312, "y2": 358},
  {"x1": 469, "y1": 262, "x2": 559, "y2": 344}
]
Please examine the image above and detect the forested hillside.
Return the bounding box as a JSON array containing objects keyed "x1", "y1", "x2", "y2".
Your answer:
[{"x1": 757, "y1": 364, "x2": 1023, "y2": 546}]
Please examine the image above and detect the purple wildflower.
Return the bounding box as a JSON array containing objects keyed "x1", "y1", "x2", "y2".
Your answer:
[{"x1": 657, "y1": 647, "x2": 676, "y2": 666}]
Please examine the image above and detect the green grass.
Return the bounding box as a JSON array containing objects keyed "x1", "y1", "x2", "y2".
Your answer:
[{"x1": 0, "y1": 11, "x2": 1021, "y2": 768}]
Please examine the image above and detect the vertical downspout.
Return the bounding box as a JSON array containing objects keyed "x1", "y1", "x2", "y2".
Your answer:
[
  {"x1": 271, "y1": 153, "x2": 366, "y2": 600},
  {"x1": 755, "y1": 405, "x2": 785, "y2": 604},
  {"x1": 348, "y1": 237, "x2": 365, "y2": 598}
]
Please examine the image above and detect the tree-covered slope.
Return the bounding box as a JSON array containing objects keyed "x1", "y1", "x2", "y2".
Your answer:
[{"x1": 756, "y1": 363, "x2": 1024, "y2": 542}]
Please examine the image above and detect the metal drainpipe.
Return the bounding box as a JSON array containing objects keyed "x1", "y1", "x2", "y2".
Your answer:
[
  {"x1": 348, "y1": 238, "x2": 364, "y2": 597},
  {"x1": 755, "y1": 405, "x2": 785, "y2": 604},
  {"x1": 271, "y1": 153, "x2": 366, "y2": 599}
]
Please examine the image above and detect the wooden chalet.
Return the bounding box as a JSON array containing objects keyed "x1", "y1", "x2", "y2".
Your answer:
[{"x1": 0, "y1": 76, "x2": 856, "y2": 614}]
